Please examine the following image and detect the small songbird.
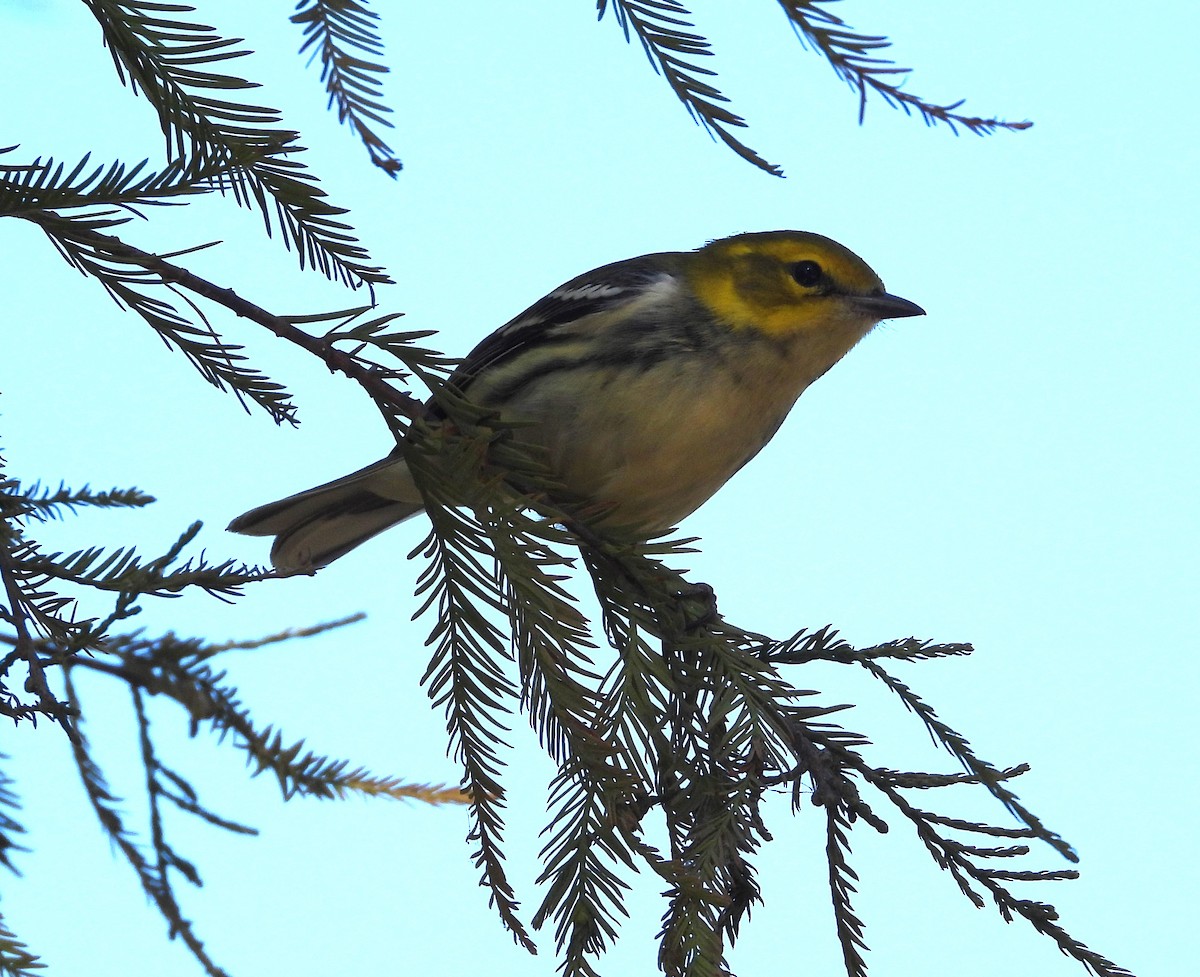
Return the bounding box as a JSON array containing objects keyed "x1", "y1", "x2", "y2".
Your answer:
[{"x1": 228, "y1": 230, "x2": 924, "y2": 570}]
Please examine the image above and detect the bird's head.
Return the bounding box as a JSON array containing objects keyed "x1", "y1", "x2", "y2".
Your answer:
[{"x1": 685, "y1": 230, "x2": 924, "y2": 341}]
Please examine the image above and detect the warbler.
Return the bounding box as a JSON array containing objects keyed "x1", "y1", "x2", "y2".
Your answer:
[{"x1": 229, "y1": 230, "x2": 923, "y2": 570}]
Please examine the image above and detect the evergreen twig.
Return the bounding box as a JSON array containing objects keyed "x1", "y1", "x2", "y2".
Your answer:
[{"x1": 292, "y1": 0, "x2": 401, "y2": 174}]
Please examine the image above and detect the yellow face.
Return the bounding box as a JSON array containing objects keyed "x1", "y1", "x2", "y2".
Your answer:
[{"x1": 686, "y1": 230, "x2": 891, "y2": 339}]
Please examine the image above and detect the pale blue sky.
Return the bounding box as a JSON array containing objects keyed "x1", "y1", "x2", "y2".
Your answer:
[{"x1": 2, "y1": 2, "x2": 1196, "y2": 976}]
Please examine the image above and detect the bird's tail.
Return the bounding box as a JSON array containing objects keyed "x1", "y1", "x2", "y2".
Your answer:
[{"x1": 228, "y1": 455, "x2": 424, "y2": 570}]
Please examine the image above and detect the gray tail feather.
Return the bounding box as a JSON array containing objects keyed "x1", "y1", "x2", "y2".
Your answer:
[{"x1": 228, "y1": 460, "x2": 423, "y2": 570}]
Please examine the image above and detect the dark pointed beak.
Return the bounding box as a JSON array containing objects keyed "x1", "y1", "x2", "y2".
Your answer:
[{"x1": 853, "y1": 291, "x2": 926, "y2": 320}]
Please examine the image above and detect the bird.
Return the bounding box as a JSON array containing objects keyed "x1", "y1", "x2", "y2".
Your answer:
[{"x1": 228, "y1": 230, "x2": 923, "y2": 570}]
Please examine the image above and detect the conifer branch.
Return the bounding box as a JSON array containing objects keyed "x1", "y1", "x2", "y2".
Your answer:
[
  {"x1": 0, "y1": 149, "x2": 213, "y2": 217},
  {"x1": 20, "y1": 214, "x2": 427, "y2": 428},
  {"x1": 292, "y1": 0, "x2": 401, "y2": 174},
  {"x1": 407, "y1": 455, "x2": 535, "y2": 951},
  {"x1": 596, "y1": 2, "x2": 1030, "y2": 176},
  {"x1": 857, "y1": 657, "x2": 1076, "y2": 861},
  {"x1": 536, "y1": 767, "x2": 636, "y2": 974},
  {"x1": 598, "y1": 0, "x2": 782, "y2": 175},
  {"x1": 826, "y1": 803, "x2": 868, "y2": 977},
  {"x1": 18, "y1": 483, "x2": 156, "y2": 523},
  {"x1": 0, "y1": 762, "x2": 26, "y2": 878},
  {"x1": 24, "y1": 210, "x2": 299, "y2": 424},
  {"x1": 0, "y1": 914, "x2": 43, "y2": 977},
  {"x1": 0, "y1": 529, "x2": 77, "y2": 728},
  {"x1": 777, "y1": 1, "x2": 1032, "y2": 134},
  {"x1": 80, "y1": 0, "x2": 390, "y2": 287},
  {"x1": 855, "y1": 762, "x2": 1132, "y2": 977},
  {"x1": 62, "y1": 670, "x2": 228, "y2": 977}
]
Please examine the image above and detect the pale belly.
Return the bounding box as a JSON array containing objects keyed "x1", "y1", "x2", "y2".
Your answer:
[{"x1": 510, "y1": 354, "x2": 811, "y2": 532}]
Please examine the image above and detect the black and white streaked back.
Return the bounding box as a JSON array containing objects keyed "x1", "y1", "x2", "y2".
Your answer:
[{"x1": 446, "y1": 253, "x2": 683, "y2": 391}]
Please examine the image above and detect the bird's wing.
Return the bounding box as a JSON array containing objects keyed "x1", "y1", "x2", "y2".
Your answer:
[{"x1": 446, "y1": 253, "x2": 678, "y2": 390}]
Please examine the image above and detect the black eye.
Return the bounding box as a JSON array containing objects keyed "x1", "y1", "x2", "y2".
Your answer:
[{"x1": 789, "y1": 260, "x2": 824, "y2": 288}]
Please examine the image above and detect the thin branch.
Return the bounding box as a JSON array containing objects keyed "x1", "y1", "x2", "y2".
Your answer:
[
  {"x1": 81, "y1": 0, "x2": 390, "y2": 287},
  {"x1": 292, "y1": 0, "x2": 401, "y2": 174},
  {"x1": 777, "y1": 1, "x2": 1031, "y2": 134},
  {"x1": 0, "y1": 913, "x2": 43, "y2": 977},
  {"x1": 0, "y1": 534, "x2": 73, "y2": 731},
  {"x1": 598, "y1": 0, "x2": 782, "y2": 176},
  {"x1": 20, "y1": 215, "x2": 423, "y2": 427},
  {"x1": 62, "y1": 669, "x2": 229, "y2": 977}
]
